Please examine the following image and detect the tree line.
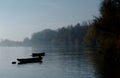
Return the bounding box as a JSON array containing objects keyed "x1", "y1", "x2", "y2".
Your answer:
[{"x1": 0, "y1": 23, "x2": 89, "y2": 47}]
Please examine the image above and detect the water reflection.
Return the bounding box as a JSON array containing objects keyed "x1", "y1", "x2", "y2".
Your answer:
[
  {"x1": 31, "y1": 46, "x2": 100, "y2": 78},
  {"x1": 0, "y1": 46, "x2": 101, "y2": 78}
]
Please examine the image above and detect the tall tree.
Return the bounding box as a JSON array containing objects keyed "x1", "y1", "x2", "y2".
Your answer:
[{"x1": 86, "y1": 0, "x2": 120, "y2": 78}]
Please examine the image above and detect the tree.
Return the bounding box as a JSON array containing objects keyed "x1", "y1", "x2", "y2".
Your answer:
[
  {"x1": 85, "y1": 0, "x2": 120, "y2": 77},
  {"x1": 87, "y1": 0, "x2": 120, "y2": 50}
]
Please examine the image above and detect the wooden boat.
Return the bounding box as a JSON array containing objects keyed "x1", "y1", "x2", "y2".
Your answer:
[
  {"x1": 18, "y1": 60, "x2": 43, "y2": 64},
  {"x1": 32, "y1": 52, "x2": 45, "y2": 57},
  {"x1": 17, "y1": 57, "x2": 42, "y2": 63}
]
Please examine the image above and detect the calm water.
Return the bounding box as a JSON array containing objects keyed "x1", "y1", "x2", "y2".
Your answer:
[{"x1": 0, "y1": 46, "x2": 100, "y2": 78}]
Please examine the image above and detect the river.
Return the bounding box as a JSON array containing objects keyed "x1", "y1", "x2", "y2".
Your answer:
[{"x1": 0, "y1": 46, "x2": 100, "y2": 78}]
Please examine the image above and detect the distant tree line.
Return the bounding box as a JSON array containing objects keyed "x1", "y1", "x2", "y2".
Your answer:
[
  {"x1": 0, "y1": 23, "x2": 89, "y2": 47},
  {"x1": 0, "y1": 39, "x2": 22, "y2": 46},
  {"x1": 29, "y1": 23, "x2": 89, "y2": 47}
]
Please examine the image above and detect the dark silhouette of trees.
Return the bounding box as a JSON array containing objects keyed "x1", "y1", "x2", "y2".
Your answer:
[
  {"x1": 86, "y1": 0, "x2": 120, "y2": 78},
  {"x1": 86, "y1": 0, "x2": 120, "y2": 51}
]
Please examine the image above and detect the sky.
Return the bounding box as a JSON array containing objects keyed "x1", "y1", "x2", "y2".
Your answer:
[{"x1": 0, "y1": 0, "x2": 101, "y2": 41}]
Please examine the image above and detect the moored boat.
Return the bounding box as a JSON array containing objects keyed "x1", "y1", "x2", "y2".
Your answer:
[
  {"x1": 32, "y1": 52, "x2": 45, "y2": 57},
  {"x1": 17, "y1": 57, "x2": 42, "y2": 63}
]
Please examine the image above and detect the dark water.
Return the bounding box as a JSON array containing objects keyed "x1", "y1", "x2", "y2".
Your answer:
[{"x1": 0, "y1": 46, "x2": 100, "y2": 78}]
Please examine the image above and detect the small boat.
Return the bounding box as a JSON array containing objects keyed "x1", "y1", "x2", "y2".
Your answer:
[
  {"x1": 18, "y1": 60, "x2": 43, "y2": 64},
  {"x1": 17, "y1": 57, "x2": 42, "y2": 63},
  {"x1": 32, "y1": 52, "x2": 45, "y2": 57}
]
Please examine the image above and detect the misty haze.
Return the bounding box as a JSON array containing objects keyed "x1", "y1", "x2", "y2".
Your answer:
[{"x1": 0, "y1": 0, "x2": 120, "y2": 78}]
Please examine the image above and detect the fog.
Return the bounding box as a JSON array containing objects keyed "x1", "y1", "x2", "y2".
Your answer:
[{"x1": 0, "y1": 0, "x2": 100, "y2": 41}]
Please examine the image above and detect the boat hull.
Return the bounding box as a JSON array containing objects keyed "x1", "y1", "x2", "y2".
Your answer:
[
  {"x1": 17, "y1": 57, "x2": 42, "y2": 64},
  {"x1": 32, "y1": 52, "x2": 45, "y2": 57}
]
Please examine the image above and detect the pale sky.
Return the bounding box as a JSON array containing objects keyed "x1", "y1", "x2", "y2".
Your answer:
[{"x1": 0, "y1": 0, "x2": 101, "y2": 41}]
